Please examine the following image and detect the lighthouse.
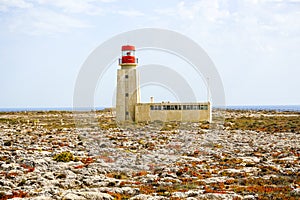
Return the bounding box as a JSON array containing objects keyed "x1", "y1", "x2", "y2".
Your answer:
[
  {"x1": 115, "y1": 44, "x2": 211, "y2": 123},
  {"x1": 116, "y1": 45, "x2": 140, "y2": 122}
]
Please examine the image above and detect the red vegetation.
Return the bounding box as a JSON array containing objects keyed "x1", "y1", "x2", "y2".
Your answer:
[
  {"x1": 21, "y1": 164, "x2": 35, "y2": 173},
  {"x1": 73, "y1": 157, "x2": 95, "y2": 169},
  {"x1": 74, "y1": 165, "x2": 85, "y2": 169},
  {"x1": 0, "y1": 191, "x2": 28, "y2": 200},
  {"x1": 81, "y1": 157, "x2": 94, "y2": 165},
  {"x1": 133, "y1": 170, "x2": 148, "y2": 177}
]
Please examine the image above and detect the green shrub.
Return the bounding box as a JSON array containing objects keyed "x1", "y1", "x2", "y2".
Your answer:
[{"x1": 53, "y1": 151, "x2": 77, "y2": 162}]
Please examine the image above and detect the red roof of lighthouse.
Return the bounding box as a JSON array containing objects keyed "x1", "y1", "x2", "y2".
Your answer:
[{"x1": 122, "y1": 45, "x2": 135, "y2": 51}]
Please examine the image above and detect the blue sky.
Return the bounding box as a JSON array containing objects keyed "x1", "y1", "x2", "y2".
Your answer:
[{"x1": 0, "y1": 0, "x2": 299, "y2": 108}]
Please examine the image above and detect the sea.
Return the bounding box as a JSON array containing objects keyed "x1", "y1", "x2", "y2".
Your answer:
[{"x1": 0, "y1": 105, "x2": 299, "y2": 112}]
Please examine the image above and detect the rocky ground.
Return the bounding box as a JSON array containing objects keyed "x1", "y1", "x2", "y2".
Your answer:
[{"x1": 0, "y1": 109, "x2": 299, "y2": 200}]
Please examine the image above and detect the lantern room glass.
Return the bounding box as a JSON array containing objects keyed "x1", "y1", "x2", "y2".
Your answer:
[{"x1": 122, "y1": 50, "x2": 135, "y2": 56}]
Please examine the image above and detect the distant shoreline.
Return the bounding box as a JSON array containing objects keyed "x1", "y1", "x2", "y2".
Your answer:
[{"x1": 224, "y1": 105, "x2": 300, "y2": 112}]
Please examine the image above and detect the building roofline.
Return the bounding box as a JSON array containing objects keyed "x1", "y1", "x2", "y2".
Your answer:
[{"x1": 136, "y1": 102, "x2": 210, "y2": 106}]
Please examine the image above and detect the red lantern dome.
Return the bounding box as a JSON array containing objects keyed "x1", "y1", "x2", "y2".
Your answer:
[
  {"x1": 119, "y1": 45, "x2": 137, "y2": 66},
  {"x1": 121, "y1": 45, "x2": 135, "y2": 51}
]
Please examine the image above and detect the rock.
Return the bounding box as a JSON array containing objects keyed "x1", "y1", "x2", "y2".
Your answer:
[
  {"x1": 80, "y1": 192, "x2": 113, "y2": 200},
  {"x1": 291, "y1": 188, "x2": 300, "y2": 197},
  {"x1": 186, "y1": 190, "x2": 204, "y2": 197},
  {"x1": 197, "y1": 193, "x2": 243, "y2": 199},
  {"x1": 243, "y1": 195, "x2": 257, "y2": 200},
  {"x1": 129, "y1": 194, "x2": 168, "y2": 200},
  {"x1": 1, "y1": 163, "x2": 15, "y2": 170},
  {"x1": 0, "y1": 110, "x2": 299, "y2": 199},
  {"x1": 62, "y1": 192, "x2": 85, "y2": 200},
  {"x1": 59, "y1": 178, "x2": 79, "y2": 189},
  {"x1": 61, "y1": 191, "x2": 113, "y2": 200},
  {"x1": 0, "y1": 180, "x2": 16, "y2": 188},
  {"x1": 120, "y1": 187, "x2": 140, "y2": 196},
  {"x1": 240, "y1": 156, "x2": 260, "y2": 163},
  {"x1": 172, "y1": 191, "x2": 187, "y2": 198},
  {"x1": 26, "y1": 196, "x2": 53, "y2": 200}
]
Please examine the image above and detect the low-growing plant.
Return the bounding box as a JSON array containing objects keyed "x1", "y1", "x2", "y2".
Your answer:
[
  {"x1": 81, "y1": 157, "x2": 94, "y2": 165},
  {"x1": 17, "y1": 179, "x2": 26, "y2": 187},
  {"x1": 53, "y1": 151, "x2": 78, "y2": 162},
  {"x1": 0, "y1": 190, "x2": 28, "y2": 200}
]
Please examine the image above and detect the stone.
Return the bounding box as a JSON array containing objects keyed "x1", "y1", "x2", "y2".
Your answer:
[
  {"x1": 62, "y1": 192, "x2": 85, "y2": 200},
  {"x1": 129, "y1": 194, "x2": 168, "y2": 200},
  {"x1": 172, "y1": 191, "x2": 187, "y2": 198},
  {"x1": 243, "y1": 195, "x2": 257, "y2": 200},
  {"x1": 291, "y1": 188, "x2": 300, "y2": 197},
  {"x1": 0, "y1": 110, "x2": 299, "y2": 199},
  {"x1": 197, "y1": 193, "x2": 243, "y2": 200},
  {"x1": 80, "y1": 192, "x2": 113, "y2": 200},
  {"x1": 28, "y1": 196, "x2": 53, "y2": 200}
]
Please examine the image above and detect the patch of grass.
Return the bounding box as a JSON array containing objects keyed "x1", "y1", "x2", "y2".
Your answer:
[
  {"x1": 107, "y1": 172, "x2": 128, "y2": 180},
  {"x1": 99, "y1": 122, "x2": 117, "y2": 130},
  {"x1": 0, "y1": 118, "x2": 24, "y2": 125},
  {"x1": 225, "y1": 115, "x2": 300, "y2": 133}
]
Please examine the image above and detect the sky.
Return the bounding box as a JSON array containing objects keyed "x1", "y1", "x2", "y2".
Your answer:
[{"x1": 0, "y1": 0, "x2": 299, "y2": 108}]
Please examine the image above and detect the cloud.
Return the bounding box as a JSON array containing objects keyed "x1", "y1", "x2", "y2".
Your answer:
[
  {"x1": 0, "y1": 0, "x2": 32, "y2": 11},
  {"x1": 151, "y1": 0, "x2": 300, "y2": 104},
  {"x1": 0, "y1": 0, "x2": 100, "y2": 35},
  {"x1": 154, "y1": 0, "x2": 300, "y2": 47},
  {"x1": 8, "y1": 9, "x2": 91, "y2": 35},
  {"x1": 116, "y1": 9, "x2": 144, "y2": 17},
  {"x1": 0, "y1": 0, "x2": 131, "y2": 36},
  {"x1": 34, "y1": 0, "x2": 104, "y2": 15},
  {"x1": 0, "y1": 0, "x2": 121, "y2": 35},
  {"x1": 155, "y1": 0, "x2": 229, "y2": 21}
]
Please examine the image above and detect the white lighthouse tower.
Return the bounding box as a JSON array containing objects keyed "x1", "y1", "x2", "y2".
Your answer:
[{"x1": 116, "y1": 45, "x2": 140, "y2": 122}]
